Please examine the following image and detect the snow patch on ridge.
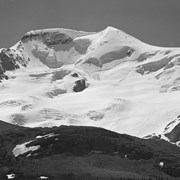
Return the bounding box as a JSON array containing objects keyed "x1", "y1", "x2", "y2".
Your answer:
[{"x1": 13, "y1": 140, "x2": 40, "y2": 157}]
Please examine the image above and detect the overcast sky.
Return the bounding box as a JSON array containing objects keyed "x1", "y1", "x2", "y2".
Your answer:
[{"x1": 0, "y1": 0, "x2": 180, "y2": 48}]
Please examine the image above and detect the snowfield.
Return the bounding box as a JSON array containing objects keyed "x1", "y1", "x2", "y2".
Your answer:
[{"x1": 0, "y1": 26, "x2": 180, "y2": 139}]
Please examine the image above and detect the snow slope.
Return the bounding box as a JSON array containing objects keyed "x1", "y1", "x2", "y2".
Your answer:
[{"x1": 0, "y1": 26, "x2": 180, "y2": 138}]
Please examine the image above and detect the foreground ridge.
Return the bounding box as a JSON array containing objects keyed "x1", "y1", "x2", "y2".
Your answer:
[{"x1": 0, "y1": 121, "x2": 180, "y2": 179}]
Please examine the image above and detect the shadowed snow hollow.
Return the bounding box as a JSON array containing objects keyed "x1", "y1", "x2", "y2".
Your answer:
[{"x1": 0, "y1": 26, "x2": 180, "y2": 138}]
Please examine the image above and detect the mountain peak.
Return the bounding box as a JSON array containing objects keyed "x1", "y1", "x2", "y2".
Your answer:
[{"x1": 105, "y1": 26, "x2": 119, "y2": 31}]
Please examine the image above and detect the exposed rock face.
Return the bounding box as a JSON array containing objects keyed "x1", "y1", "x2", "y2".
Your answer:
[
  {"x1": 0, "y1": 48, "x2": 28, "y2": 80},
  {"x1": 0, "y1": 49, "x2": 19, "y2": 70},
  {"x1": 43, "y1": 32, "x2": 73, "y2": 46},
  {"x1": 136, "y1": 54, "x2": 180, "y2": 75},
  {"x1": 165, "y1": 122, "x2": 180, "y2": 142},
  {"x1": 0, "y1": 65, "x2": 7, "y2": 81},
  {"x1": 73, "y1": 79, "x2": 87, "y2": 92}
]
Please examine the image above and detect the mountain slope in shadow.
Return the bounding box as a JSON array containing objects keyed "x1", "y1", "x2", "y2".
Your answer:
[{"x1": 0, "y1": 120, "x2": 180, "y2": 180}]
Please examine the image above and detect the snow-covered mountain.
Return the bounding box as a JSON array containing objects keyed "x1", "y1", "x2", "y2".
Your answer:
[{"x1": 0, "y1": 26, "x2": 180, "y2": 141}]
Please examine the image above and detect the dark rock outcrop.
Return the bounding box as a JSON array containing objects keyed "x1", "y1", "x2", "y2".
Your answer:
[
  {"x1": 0, "y1": 48, "x2": 27, "y2": 81},
  {"x1": 73, "y1": 79, "x2": 87, "y2": 92},
  {"x1": 0, "y1": 49, "x2": 19, "y2": 71},
  {"x1": 165, "y1": 122, "x2": 180, "y2": 143},
  {"x1": 136, "y1": 54, "x2": 180, "y2": 75},
  {"x1": 43, "y1": 32, "x2": 73, "y2": 46},
  {"x1": 21, "y1": 31, "x2": 73, "y2": 46}
]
